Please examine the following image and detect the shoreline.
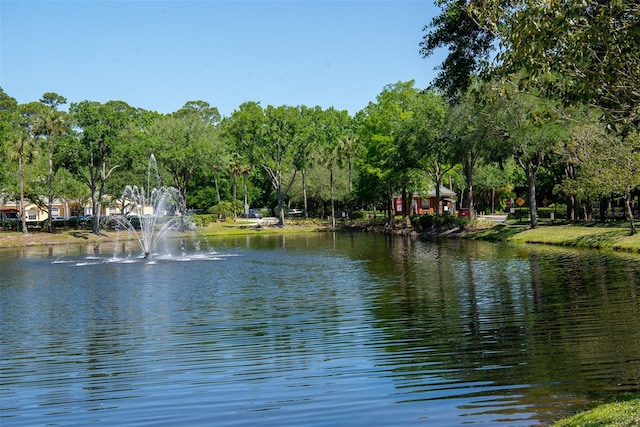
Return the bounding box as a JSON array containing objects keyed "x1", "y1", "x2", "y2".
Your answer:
[{"x1": 2, "y1": 221, "x2": 640, "y2": 254}]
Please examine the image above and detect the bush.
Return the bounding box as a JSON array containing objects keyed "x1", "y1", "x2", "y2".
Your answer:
[
  {"x1": 351, "y1": 211, "x2": 364, "y2": 220},
  {"x1": 538, "y1": 206, "x2": 567, "y2": 219},
  {"x1": 410, "y1": 214, "x2": 467, "y2": 231},
  {"x1": 191, "y1": 214, "x2": 216, "y2": 227},
  {"x1": 208, "y1": 201, "x2": 234, "y2": 220}
]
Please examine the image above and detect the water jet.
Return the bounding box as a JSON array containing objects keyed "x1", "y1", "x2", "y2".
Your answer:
[{"x1": 111, "y1": 155, "x2": 186, "y2": 259}]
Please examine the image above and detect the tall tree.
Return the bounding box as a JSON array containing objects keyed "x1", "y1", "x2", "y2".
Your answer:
[
  {"x1": 316, "y1": 107, "x2": 352, "y2": 227},
  {"x1": 446, "y1": 87, "x2": 491, "y2": 220},
  {"x1": 64, "y1": 100, "x2": 136, "y2": 234},
  {"x1": 34, "y1": 92, "x2": 68, "y2": 232},
  {"x1": 106, "y1": 108, "x2": 162, "y2": 207},
  {"x1": 400, "y1": 90, "x2": 451, "y2": 217},
  {"x1": 227, "y1": 151, "x2": 251, "y2": 219},
  {"x1": 148, "y1": 101, "x2": 223, "y2": 221},
  {"x1": 224, "y1": 102, "x2": 305, "y2": 226},
  {"x1": 13, "y1": 102, "x2": 46, "y2": 234},
  {"x1": 261, "y1": 105, "x2": 302, "y2": 226},
  {"x1": 358, "y1": 81, "x2": 419, "y2": 226},
  {"x1": 221, "y1": 102, "x2": 265, "y2": 211},
  {"x1": 561, "y1": 121, "x2": 640, "y2": 234},
  {"x1": 492, "y1": 87, "x2": 569, "y2": 228},
  {"x1": 292, "y1": 106, "x2": 322, "y2": 219}
]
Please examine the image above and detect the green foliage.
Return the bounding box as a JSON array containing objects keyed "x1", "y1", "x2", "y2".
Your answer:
[
  {"x1": 63, "y1": 100, "x2": 139, "y2": 233},
  {"x1": 208, "y1": 201, "x2": 234, "y2": 220},
  {"x1": 0, "y1": 87, "x2": 18, "y2": 185},
  {"x1": 409, "y1": 213, "x2": 467, "y2": 230},
  {"x1": 472, "y1": 0, "x2": 640, "y2": 126},
  {"x1": 190, "y1": 214, "x2": 217, "y2": 227},
  {"x1": 148, "y1": 101, "x2": 224, "y2": 215},
  {"x1": 536, "y1": 206, "x2": 567, "y2": 219},
  {"x1": 420, "y1": 0, "x2": 496, "y2": 103}
]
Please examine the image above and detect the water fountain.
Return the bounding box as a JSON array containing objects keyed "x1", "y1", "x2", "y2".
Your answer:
[{"x1": 111, "y1": 155, "x2": 185, "y2": 259}]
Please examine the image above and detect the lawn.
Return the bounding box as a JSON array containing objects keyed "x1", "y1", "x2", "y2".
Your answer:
[
  {"x1": 464, "y1": 221, "x2": 640, "y2": 253},
  {"x1": 552, "y1": 393, "x2": 640, "y2": 426}
]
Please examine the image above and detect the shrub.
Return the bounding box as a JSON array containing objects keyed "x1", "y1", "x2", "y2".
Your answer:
[
  {"x1": 410, "y1": 214, "x2": 466, "y2": 231},
  {"x1": 351, "y1": 211, "x2": 364, "y2": 220},
  {"x1": 538, "y1": 207, "x2": 567, "y2": 219},
  {"x1": 208, "y1": 201, "x2": 234, "y2": 220},
  {"x1": 191, "y1": 214, "x2": 216, "y2": 227}
]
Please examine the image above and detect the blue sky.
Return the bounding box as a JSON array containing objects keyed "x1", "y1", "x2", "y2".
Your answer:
[{"x1": 1, "y1": 0, "x2": 444, "y2": 117}]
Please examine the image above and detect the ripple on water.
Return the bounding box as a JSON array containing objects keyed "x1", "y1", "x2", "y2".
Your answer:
[{"x1": 1, "y1": 235, "x2": 639, "y2": 426}]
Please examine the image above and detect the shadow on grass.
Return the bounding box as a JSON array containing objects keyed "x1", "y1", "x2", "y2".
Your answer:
[
  {"x1": 563, "y1": 229, "x2": 629, "y2": 248},
  {"x1": 69, "y1": 231, "x2": 90, "y2": 240}
]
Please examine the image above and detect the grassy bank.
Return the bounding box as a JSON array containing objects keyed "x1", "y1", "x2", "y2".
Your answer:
[
  {"x1": 3, "y1": 218, "x2": 640, "y2": 254},
  {"x1": 552, "y1": 393, "x2": 640, "y2": 426},
  {"x1": 0, "y1": 220, "x2": 327, "y2": 248},
  {"x1": 463, "y1": 221, "x2": 640, "y2": 253}
]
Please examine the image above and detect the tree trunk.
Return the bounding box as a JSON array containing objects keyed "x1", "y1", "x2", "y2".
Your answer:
[
  {"x1": 302, "y1": 169, "x2": 308, "y2": 219},
  {"x1": 19, "y1": 155, "x2": 28, "y2": 235},
  {"x1": 463, "y1": 159, "x2": 475, "y2": 220},
  {"x1": 491, "y1": 187, "x2": 495, "y2": 214},
  {"x1": 277, "y1": 171, "x2": 284, "y2": 226},
  {"x1": 599, "y1": 197, "x2": 608, "y2": 222},
  {"x1": 214, "y1": 176, "x2": 221, "y2": 204},
  {"x1": 387, "y1": 188, "x2": 394, "y2": 227},
  {"x1": 243, "y1": 173, "x2": 248, "y2": 215},
  {"x1": 47, "y1": 151, "x2": 54, "y2": 233},
  {"x1": 91, "y1": 196, "x2": 100, "y2": 235},
  {"x1": 564, "y1": 163, "x2": 576, "y2": 221},
  {"x1": 330, "y1": 167, "x2": 336, "y2": 228},
  {"x1": 348, "y1": 159, "x2": 353, "y2": 218},
  {"x1": 566, "y1": 195, "x2": 575, "y2": 221},
  {"x1": 625, "y1": 192, "x2": 636, "y2": 235},
  {"x1": 232, "y1": 171, "x2": 237, "y2": 221},
  {"x1": 527, "y1": 163, "x2": 538, "y2": 229},
  {"x1": 435, "y1": 180, "x2": 442, "y2": 218},
  {"x1": 431, "y1": 161, "x2": 443, "y2": 219},
  {"x1": 467, "y1": 185, "x2": 475, "y2": 220},
  {"x1": 401, "y1": 187, "x2": 408, "y2": 229}
]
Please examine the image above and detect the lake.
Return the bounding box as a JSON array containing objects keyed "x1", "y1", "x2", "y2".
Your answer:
[{"x1": 1, "y1": 232, "x2": 639, "y2": 426}]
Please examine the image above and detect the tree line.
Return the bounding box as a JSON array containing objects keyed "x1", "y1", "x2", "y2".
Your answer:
[{"x1": 1, "y1": 0, "x2": 638, "y2": 235}]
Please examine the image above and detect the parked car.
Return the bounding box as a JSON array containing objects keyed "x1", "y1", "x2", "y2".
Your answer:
[
  {"x1": 65, "y1": 215, "x2": 92, "y2": 227},
  {"x1": 0, "y1": 209, "x2": 21, "y2": 222},
  {"x1": 288, "y1": 208, "x2": 303, "y2": 216},
  {"x1": 457, "y1": 208, "x2": 470, "y2": 218},
  {"x1": 242, "y1": 209, "x2": 263, "y2": 219}
]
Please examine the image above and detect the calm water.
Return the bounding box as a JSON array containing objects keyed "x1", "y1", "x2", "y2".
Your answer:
[{"x1": 1, "y1": 232, "x2": 639, "y2": 426}]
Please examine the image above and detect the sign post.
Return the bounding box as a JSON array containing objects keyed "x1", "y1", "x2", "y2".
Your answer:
[{"x1": 516, "y1": 197, "x2": 525, "y2": 223}]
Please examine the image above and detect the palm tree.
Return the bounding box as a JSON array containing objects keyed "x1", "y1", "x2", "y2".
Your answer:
[
  {"x1": 34, "y1": 94, "x2": 68, "y2": 232},
  {"x1": 14, "y1": 103, "x2": 42, "y2": 234},
  {"x1": 229, "y1": 156, "x2": 241, "y2": 221}
]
